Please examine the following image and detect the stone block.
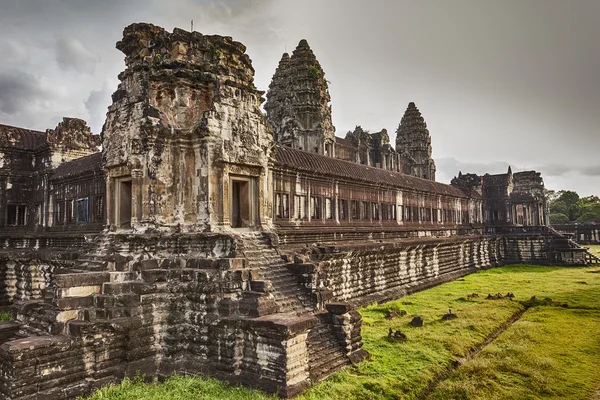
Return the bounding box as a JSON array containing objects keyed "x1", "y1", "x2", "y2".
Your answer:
[{"x1": 326, "y1": 302, "x2": 352, "y2": 315}]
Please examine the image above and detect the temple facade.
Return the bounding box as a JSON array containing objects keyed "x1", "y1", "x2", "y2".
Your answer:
[{"x1": 0, "y1": 23, "x2": 591, "y2": 400}]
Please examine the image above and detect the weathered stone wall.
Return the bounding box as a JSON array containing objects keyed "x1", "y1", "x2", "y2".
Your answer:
[{"x1": 102, "y1": 23, "x2": 273, "y2": 233}]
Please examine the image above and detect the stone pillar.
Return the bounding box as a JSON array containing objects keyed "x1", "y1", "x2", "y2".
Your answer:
[{"x1": 131, "y1": 168, "x2": 143, "y2": 228}]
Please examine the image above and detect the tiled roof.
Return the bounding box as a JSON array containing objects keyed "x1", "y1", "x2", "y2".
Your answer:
[
  {"x1": 52, "y1": 152, "x2": 103, "y2": 179},
  {"x1": 0, "y1": 124, "x2": 47, "y2": 151},
  {"x1": 274, "y1": 145, "x2": 468, "y2": 198}
]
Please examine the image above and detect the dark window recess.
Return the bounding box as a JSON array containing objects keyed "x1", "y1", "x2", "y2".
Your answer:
[
  {"x1": 351, "y1": 200, "x2": 360, "y2": 220},
  {"x1": 310, "y1": 196, "x2": 322, "y2": 220},
  {"x1": 76, "y1": 198, "x2": 89, "y2": 223},
  {"x1": 339, "y1": 199, "x2": 348, "y2": 220},
  {"x1": 57, "y1": 201, "x2": 65, "y2": 225},
  {"x1": 66, "y1": 200, "x2": 74, "y2": 223},
  {"x1": 372, "y1": 203, "x2": 379, "y2": 220},
  {"x1": 6, "y1": 204, "x2": 27, "y2": 226},
  {"x1": 93, "y1": 196, "x2": 104, "y2": 222},
  {"x1": 276, "y1": 193, "x2": 289, "y2": 219}
]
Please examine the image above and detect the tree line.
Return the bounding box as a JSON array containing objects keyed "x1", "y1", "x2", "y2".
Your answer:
[{"x1": 546, "y1": 190, "x2": 600, "y2": 224}]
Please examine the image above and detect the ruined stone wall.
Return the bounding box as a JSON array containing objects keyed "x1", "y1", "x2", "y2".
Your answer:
[{"x1": 102, "y1": 23, "x2": 273, "y2": 233}]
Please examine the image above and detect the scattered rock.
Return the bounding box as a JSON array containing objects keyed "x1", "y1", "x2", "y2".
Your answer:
[
  {"x1": 442, "y1": 309, "x2": 458, "y2": 321},
  {"x1": 506, "y1": 292, "x2": 515, "y2": 300},
  {"x1": 387, "y1": 327, "x2": 407, "y2": 342},
  {"x1": 467, "y1": 293, "x2": 479, "y2": 299},
  {"x1": 409, "y1": 316, "x2": 423, "y2": 327},
  {"x1": 384, "y1": 309, "x2": 407, "y2": 320}
]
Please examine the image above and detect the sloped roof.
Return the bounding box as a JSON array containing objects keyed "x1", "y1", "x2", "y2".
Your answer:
[
  {"x1": 0, "y1": 124, "x2": 47, "y2": 151},
  {"x1": 52, "y1": 152, "x2": 103, "y2": 180},
  {"x1": 274, "y1": 145, "x2": 468, "y2": 198}
]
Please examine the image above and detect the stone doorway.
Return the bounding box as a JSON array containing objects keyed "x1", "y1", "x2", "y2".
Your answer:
[
  {"x1": 231, "y1": 178, "x2": 253, "y2": 228},
  {"x1": 114, "y1": 178, "x2": 132, "y2": 229}
]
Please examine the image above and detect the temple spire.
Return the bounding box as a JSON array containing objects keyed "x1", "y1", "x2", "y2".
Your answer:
[
  {"x1": 264, "y1": 39, "x2": 335, "y2": 154},
  {"x1": 396, "y1": 102, "x2": 436, "y2": 181}
]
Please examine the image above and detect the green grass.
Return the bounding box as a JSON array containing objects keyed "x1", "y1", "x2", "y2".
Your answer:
[
  {"x1": 429, "y1": 307, "x2": 600, "y2": 399},
  {"x1": 0, "y1": 312, "x2": 12, "y2": 322},
  {"x1": 83, "y1": 265, "x2": 600, "y2": 400},
  {"x1": 587, "y1": 244, "x2": 600, "y2": 258},
  {"x1": 83, "y1": 374, "x2": 275, "y2": 400}
]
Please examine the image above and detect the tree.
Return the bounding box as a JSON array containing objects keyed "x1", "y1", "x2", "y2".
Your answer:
[
  {"x1": 549, "y1": 213, "x2": 569, "y2": 224},
  {"x1": 576, "y1": 202, "x2": 600, "y2": 223},
  {"x1": 553, "y1": 190, "x2": 581, "y2": 221}
]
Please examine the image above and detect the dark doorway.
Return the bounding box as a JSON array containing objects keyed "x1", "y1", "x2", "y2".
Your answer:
[
  {"x1": 231, "y1": 180, "x2": 250, "y2": 228},
  {"x1": 119, "y1": 180, "x2": 132, "y2": 229}
]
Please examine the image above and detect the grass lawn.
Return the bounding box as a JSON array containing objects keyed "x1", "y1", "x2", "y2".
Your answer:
[
  {"x1": 83, "y1": 265, "x2": 600, "y2": 400},
  {"x1": 0, "y1": 312, "x2": 11, "y2": 322},
  {"x1": 587, "y1": 244, "x2": 600, "y2": 258}
]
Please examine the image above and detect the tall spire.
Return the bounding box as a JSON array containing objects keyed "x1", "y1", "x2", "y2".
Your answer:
[
  {"x1": 264, "y1": 39, "x2": 335, "y2": 154},
  {"x1": 396, "y1": 102, "x2": 436, "y2": 181}
]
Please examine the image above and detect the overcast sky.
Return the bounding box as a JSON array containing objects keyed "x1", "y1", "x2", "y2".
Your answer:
[{"x1": 0, "y1": 0, "x2": 598, "y2": 195}]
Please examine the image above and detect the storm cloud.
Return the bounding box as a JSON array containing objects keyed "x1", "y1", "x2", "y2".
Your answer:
[
  {"x1": 0, "y1": 0, "x2": 598, "y2": 195},
  {"x1": 0, "y1": 71, "x2": 50, "y2": 115}
]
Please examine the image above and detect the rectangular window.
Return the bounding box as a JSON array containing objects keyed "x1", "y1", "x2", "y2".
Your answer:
[
  {"x1": 426, "y1": 208, "x2": 431, "y2": 222},
  {"x1": 276, "y1": 193, "x2": 289, "y2": 218},
  {"x1": 294, "y1": 195, "x2": 307, "y2": 219},
  {"x1": 76, "y1": 198, "x2": 89, "y2": 224},
  {"x1": 93, "y1": 195, "x2": 104, "y2": 222},
  {"x1": 310, "y1": 196, "x2": 322, "y2": 220},
  {"x1": 361, "y1": 201, "x2": 369, "y2": 220},
  {"x1": 372, "y1": 203, "x2": 379, "y2": 220},
  {"x1": 66, "y1": 200, "x2": 74, "y2": 224},
  {"x1": 6, "y1": 204, "x2": 27, "y2": 226},
  {"x1": 339, "y1": 199, "x2": 348, "y2": 220},
  {"x1": 382, "y1": 203, "x2": 389, "y2": 220},
  {"x1": 351, "y1": 200, "x2": 360, "y2": 220},
  {"x1": 325, "y1": 198, "x2": 334, "y2": 219},
  {"x1": 405, "y1": 205, "x2": 411, "y2": 221}
]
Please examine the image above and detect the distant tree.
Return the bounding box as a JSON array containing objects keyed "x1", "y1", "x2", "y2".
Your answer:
[
  {"x1": 554, "y1": 190, "x2": 581, "y2": 221},
  {"x1": 549, "y1": 213, "x2": 570, "y2": 224},
  {"x1": 576, "y1": 202, "x2": 600, "y2": 223}
]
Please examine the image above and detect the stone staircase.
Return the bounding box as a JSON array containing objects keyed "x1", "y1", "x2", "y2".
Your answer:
[
  {"x1": 237, "y1": 232, "x2": 315, "y2": 315},
  {"x1": 545, "y1": 225, "x2": 600, "y2": 265}
]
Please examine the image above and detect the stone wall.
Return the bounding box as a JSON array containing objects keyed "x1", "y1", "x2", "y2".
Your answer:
[{"x1": 553, "y1": 223, "x2": 600, "y2": 244}]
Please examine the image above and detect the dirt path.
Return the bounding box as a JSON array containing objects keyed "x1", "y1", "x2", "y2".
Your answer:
[{"x1": 417, "y1": 306, "x2": 527, "y2": 400}]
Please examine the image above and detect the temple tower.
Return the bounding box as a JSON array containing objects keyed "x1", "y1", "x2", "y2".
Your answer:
[
  {"x1": 264, "y1": 39, "x2": 335, "y2": 155},
  {"x1": 102, "y1": 23, "x2": 274, "y2": 232},
  {"x1": 395, "y1": 102, "x2": 436, "y2": 180}
]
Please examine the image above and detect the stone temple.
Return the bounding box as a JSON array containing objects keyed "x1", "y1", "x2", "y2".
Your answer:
[{"x1": 0, "y1": 23, "x2": 596, "y2": 399}]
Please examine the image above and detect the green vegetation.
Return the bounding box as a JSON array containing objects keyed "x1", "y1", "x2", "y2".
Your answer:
[
  {"x1": 307, "y1": 65, "x2": 321, "y2": 81},
  {"x1": 547, "y1": 189, "x2": 600, "y2": 224},
  {"x1": 430, "y1": 307, "x2": 600, "y2": 400},
  {"x1": 83, "y1": 374, "x2": 274, "y2": 400},
  {"x1": 83, "y1": 265, "x2": 600, "y2": 400},
  {"x1": 0, "y1": 311, "x2": 11, "y2": 322},
  {"x1": 588, "y1": 244, "x2": 600, "y2": 258}
]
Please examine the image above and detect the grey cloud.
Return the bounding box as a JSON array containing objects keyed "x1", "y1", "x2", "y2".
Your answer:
[
  {"x1": 55, "y1": 37, "x2": 98, "y2": 73},
  {"x1": 85, "y1": 83, "x2": 112, "y2": 133},
  {"x1": 0, "y1": 40, "x2": 29, "y2": 65},
  {"x1": 580, "y1": 165, "x2": 600, "y2": 177},
  {"x1": 0, "y1": 71, "x2": 50, "y2": 115}
]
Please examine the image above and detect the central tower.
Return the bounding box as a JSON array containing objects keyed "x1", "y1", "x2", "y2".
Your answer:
[{"x1": 264, "y1": 40, "x2": 335, "y2": 155}]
